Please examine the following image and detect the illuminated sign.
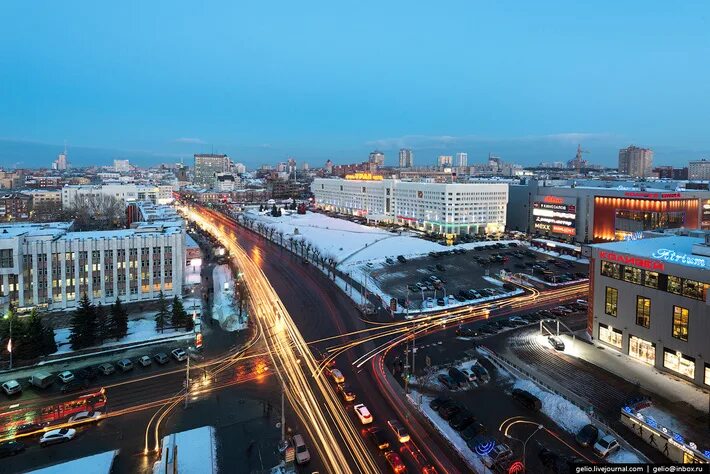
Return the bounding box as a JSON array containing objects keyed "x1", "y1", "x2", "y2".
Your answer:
[
  {"x1": 623, "y1": 192, "x2": 682, "y2": 199},
  {"x1": 599, "y1": 251, "x2": 665, "y2": 271},
  {"x1": 552, "y1": 225, "x2": 576, "y2": 235},
  {"x1": 651, "y1": 248, "x2": 706, "y2": 268},
  {"x1": 543, "y1": 195, "x2": 565, "y2": 204},
  {"x1": 344, "y1": 172, "x2": 384, "y2": 181}
]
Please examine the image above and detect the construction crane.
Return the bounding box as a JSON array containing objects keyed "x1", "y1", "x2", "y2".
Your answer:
[{"x1": 570, "y1": 144, "x2": 589, "y2": 172}]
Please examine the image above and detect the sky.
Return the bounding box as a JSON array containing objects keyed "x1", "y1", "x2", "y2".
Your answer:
[{"x1": 1, "y1": 1, "x2": 709, "y2": 169}]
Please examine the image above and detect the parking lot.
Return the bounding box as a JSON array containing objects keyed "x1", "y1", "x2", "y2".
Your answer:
[{"x1": 368, "y1": 243, "x2": 588, "y2": 310}]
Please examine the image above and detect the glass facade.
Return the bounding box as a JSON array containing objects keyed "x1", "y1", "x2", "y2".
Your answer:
[
  {"x1": 599, "y1": 323, "x2": 622, "y2": 349},
  {"x1": 663, "y1": 349, "x2": 695, "y2": 379},
  {"x1": 629, "y1": 336, "x2": 655, "y2": 366},
  {"x1": 600, "y1": 260, "x2": 708, "y2": 303}
]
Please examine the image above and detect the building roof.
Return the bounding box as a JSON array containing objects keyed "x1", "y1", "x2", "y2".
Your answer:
[{"x1": 592, "y1": 236, "x2": 710, "y2": 270}]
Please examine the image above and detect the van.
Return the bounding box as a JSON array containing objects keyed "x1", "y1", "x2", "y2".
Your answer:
[{"x1": 29, "y1": 372, "x2": 54, "y2": 389}]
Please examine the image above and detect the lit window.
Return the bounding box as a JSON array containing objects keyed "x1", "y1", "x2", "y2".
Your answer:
[
  {"x1": 635, "y1": 296, "x2": 651, "y2": 328},
  {"x1": 605, "y1": 287, "x2": 618, "y2": 317},
  {"x1": 672, "y1": 306, "x2": 689, "y2": 341}
]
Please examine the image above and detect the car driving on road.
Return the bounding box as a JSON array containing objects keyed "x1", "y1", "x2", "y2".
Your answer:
[
  {"x1": 39, "y1": 428, "x2": 76, "y2": 447},
  {"x1": 354, "y1": 403, "x2": 373, "y2": 425}
]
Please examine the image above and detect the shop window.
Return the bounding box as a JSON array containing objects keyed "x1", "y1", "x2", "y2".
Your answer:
[
  {"x1": 682, "y1": 279, "x2": 708, "y2": 301},
  {"x1": 667, "y1": 275, "x2": 682, "y2": 295},
  {"x1": 623, "y1": 266, "x2": 642, "y2": 284},
  {"x1": 599, "y1": 323, "x2": 622, "y2": 349},
  {"x1": 705, "y1": 365, "x2": 710, "y2": 387},
  {"x1": 672, "y1": 306, "x2": 689, "y2": 342},
  {"x1": 629, "y1": 336, "x2": 655, "y2": 366},
  {"x1": 601, "y1": 261, "x2": 620, "y2": 279},
  {"x1": 643, "y1": 271, "x2": 659, "y2": 289},
  {"x1": 663, "y1": 349, "x2": 695, "y2": 379},
  {"x1": 635, "y1": 296, "x2": 651, "y2": 329},
  {"x1": 605, "y1": 287, "x2": 618, "y2": 317}
]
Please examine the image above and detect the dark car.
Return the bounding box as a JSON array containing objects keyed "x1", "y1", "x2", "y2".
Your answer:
[
  {"x1": 478, "y1": 324, "x2": 497, "y2": 335},
  {"x1": 548, "y1": 336, "x2": 565, "y2": 351},
  {"x1": 575, "y1": 424, "x2": 599, "y2": 448},
  {"x1": 385, "y1": 258, "x2": 395, "y2": 265},
  {"x1": 538, "y1": 447, "x2": 573, "y2": 474},
  {"x1": 436, "y1": 298, "x2": 445, "y2": 306},
  {"x1": 455, "y1": 327, "x2": 479, "y2": 338},
  {"x1": 76, "y1": 366, "x2": 99, "y2": 381},
  {"x1": 429, "y1": 252, "x2": 439, "y2": 258},
  {"x1": 397, "y1": 255, "x2": 407, "y2": 263},
  {"x1": 15, "y1": 422, "x2": 47, "y2": 435},
  {"x1": 435, "y1": 264, "x2": 446, "y2": 271},
  {"x1": 512, "y1": 388, "x2": 542, "y2": 411},
  {"x1": 439, "y1": 403, "x2": 461, "y2": 421},
  {"x1": 449, "y1": 410, "x2": 476, "y2": 431},
  {"x1": 461, "y1": 422, "x2": 487, "y2": 442},
  {"x1": 0, "y1": 440, "x2": 25, "y2": 457},
  {"x1": 471, "y1": 364, "x2": 490, "y2": 383},
  {"x1": 366, "y1": 426, "x2": 390, "y2": 451},
  {"x1": 437, "y1": 374, "x2": 456, "y2": 390},
  {"x1": 457, "y1": 290, "x2": 470, "y2": 300},
  {"x1": 448, "y1": 367, "x2": 468, "y2": 388},
  {"x1": 429, "y1": 397, "x2": 450, "y2": 411},
  {"x1": 60, "y1": 379, "x2": 89, "y2": 394}
]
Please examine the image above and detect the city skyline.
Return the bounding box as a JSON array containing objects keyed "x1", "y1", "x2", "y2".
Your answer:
[{"x1": 2, "y1": 1, "x2": 710, "y2": 168}]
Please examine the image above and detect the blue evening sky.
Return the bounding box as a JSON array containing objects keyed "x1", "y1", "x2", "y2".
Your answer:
[{"x1": 1, "y1": 1, "x2": 709, "y2": 168}]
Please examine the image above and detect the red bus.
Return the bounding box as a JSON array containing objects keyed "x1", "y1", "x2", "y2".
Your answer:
[{"x1": 1, "y1": 388, "x2": 107, "y2": 436}]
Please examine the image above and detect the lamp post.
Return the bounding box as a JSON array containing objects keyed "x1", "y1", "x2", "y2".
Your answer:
[
  {"x1": 506, "y1": 424, "x2": 543, "y2": 471},
  {"x1": 4, "y1": 311, "x2": 12, "y2": 370}
]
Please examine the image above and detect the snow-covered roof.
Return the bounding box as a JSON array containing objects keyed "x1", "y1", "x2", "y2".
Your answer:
[{"x1": 593, "y1": 236, "x2": 710, "y2": 270}]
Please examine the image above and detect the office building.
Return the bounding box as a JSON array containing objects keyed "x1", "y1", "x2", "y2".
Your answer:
[
  {"x1": 215, "y1": 173, "x2": 240, "y2": 192},
  {"x1": 588, "y1": 234, "x2": 710, "y2": 388},
  {"x1": 52, "y1": 151, "x2": 68, "y2": 171},
  {"x1": 311, "y1": 176, "x2": 507, "y2": 235},
  {"x1": 113, "y1": 159, "x2": 131, "y2": 172},
  {"x1": 689, "y1": 159, "x2": 710, "y2": 180},
  {"x1": 232, "y1": 163, "x2": 247, "y2": 175},
  {"x1": 618, "y1": 146, "x2": 653, "y2": 178},
  {"x1": 61, "y1": 184, "x2": 174, "y2": 209},
  {"x1": 399, "y1": 149, "x2": 414, "y2": 168},
  {"x1": 437, "y1": 155, "x2": 453, "y2": 167},
  {"x1": 0, "y1": 194, "x2": 32, "y2": 220},
  {"x1": 193, "y1": 153, "x2": 231, "y2": 188},
  {"x1": 456, "y1": 152, "x2": 468, "y2": 167},
  {"x1": 0, "y1": 218, "x2": 185, "y2": 312},
  {"x1": 368, "y1": 151, "x2": 385, "y2": 167}
]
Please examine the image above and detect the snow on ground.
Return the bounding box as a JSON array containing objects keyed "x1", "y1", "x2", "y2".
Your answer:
[
  {"x1": 54, "y1": 318, "x2": 187, "y2": 355},
  {"x1": 637, "y1": 406, "x2": 688, "y2": 438},
  {"x1": 212, "y1": 265, "x2": 247, "y2": 332},
  {"x1": 607, "y1": 449, "x2": 643, "y2": 464},
  {"x1": 408, "y1": 390, "x2": 487, "y2": 473},
  {"x1": 513, "y1": 379, "x2": 591, "y2": 434},
  {"x1": 153, "y1": 426, "x2": 217, "y2": 474},
  {"x1": 29, "y1": 450, "x2": 118, "y2": 474},
  {"x1": 482, "y1": 276, "x2": 504, "y2": 287}
]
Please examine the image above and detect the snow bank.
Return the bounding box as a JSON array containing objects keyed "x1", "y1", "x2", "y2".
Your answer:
[
  {"x1": 29, "y1": 450, "x2": 118, "y2": 474},
  {"x1": 513, "y1": 379, "x2": 591, "y2": 434},
  {"x1": 54, "y1": 318, "x2": 186, "y2": 355},
  {"x1": 607, "y1": 449, "x2": 643, "y2": 464},
  {"x1": 153, "y1": 426, "x2": 217, "y2": 474},
  {"x1": 212, "y1": 265, "x2": 247, "y2": 332}
]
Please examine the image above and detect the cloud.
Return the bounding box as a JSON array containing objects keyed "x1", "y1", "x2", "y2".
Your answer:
[
  {"x1": 366, "y1": 132, "x2": 619, "y2": 149},
  {"x1": 175, "y1": 137, "x2": 206, "y2": 144}
]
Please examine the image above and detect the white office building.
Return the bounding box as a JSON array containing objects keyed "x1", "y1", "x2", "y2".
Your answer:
[
  {"x1": 0, "y1": 220, "x2": 184, "y2": 312},
  {"x1": 62, "y1": 184, "x2": 174, "y2": 209},
  {"x1": 689, "y1": 159, "x2": 710, "y2": 180},
  {"x1": 456, "y1": 152, "x2": 468, "y2": 167},
  {"x1": 311, "y1": 177, "x2": 508, "y2": 235}
]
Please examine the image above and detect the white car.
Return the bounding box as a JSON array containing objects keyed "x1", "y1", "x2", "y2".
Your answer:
[
  {"x1": 57, "y1": 371, "x2": 75, "y2": 384},
  {"x1": 139, "y1": 355, "x2": 152, "y2": 367},
  {"x1": 329, "y1": 368, "x2": 345, "y2": 384},
  {"x1": 68, "y1": 410, "x2": 103, "y2": 423},
  {"x1": 1, "y1": 380, "x2": 22, "y2": 395},
  {"x1": 354, "y1": 403, "x2": 373, "y2": 425},
  {"x1": 171, "y1": 348, "x2": 188, "y2": 362},
  {"x1": 292, "y1": 434, "x2": 310, "y2": 464},
  {"x1": 39, "y1": 428, "x2": 76, "y2": 446},
  {"x1": 593, "y1": 435, "x2": 620, "y2": 457},
  {"x1": 460, "y1": 369, "x2": 477, "y2": 383}
]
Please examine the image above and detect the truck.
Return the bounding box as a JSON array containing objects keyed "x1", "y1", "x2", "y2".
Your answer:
[{"x1": 28, "y1": 372, "x2": 54, "y2": 389}]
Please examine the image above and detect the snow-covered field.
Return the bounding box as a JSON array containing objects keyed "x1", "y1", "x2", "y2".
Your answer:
[
  {"x1": 212, "y1": 264, "x2": 248, "y2": 332},
  {"x1": 54, "y1": 318, "x2": 188, "y2": 355},
  {"x1": 153, "y1": 426, "x2": 217, "y2": 474},
  {"x1": 29, "y1": 450, "x2": 118, "y2": 474}
]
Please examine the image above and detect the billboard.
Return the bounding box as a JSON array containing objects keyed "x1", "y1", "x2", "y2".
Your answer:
[{"x1": 532, "y1": 196, "x2": 577, "y2": 237}]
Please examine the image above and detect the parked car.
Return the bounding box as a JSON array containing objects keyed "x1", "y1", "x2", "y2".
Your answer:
[
  {"x1": 461, "y1": 422, "x2": 487, "y2": 442},
  {"x1": 1, "y1": 380, "x2": 21, "y2": 396},
  {"x1": 97, "y1": 363, "x2": 116, "y2": 376},
  {"x1": 460, "y1": 368, "x2": 476, "y2": 383},
  {"x1": 328, "y1": 368, "x2": 345, "y2": 384},
  {"x1": 366, "y1": 426, "x2": 390, "y2": 450},
  {"x1": 384, "y1": 450, "x2": 407, "y2": 473},
  {"x1": 336, "y1": 383, "x2": 356, "y2": 402},
  {"x1": 138, "y1": 355, "x2": 152, "y2": 367},
  {"x1": 154, "y1": 353, "x2": 170, "y2": 365},
  {"x1": 68, "y1": 410, "x2": 103, "y2": 423},
  {"x1": 385, "y1": 258, "x2": 395, "y2": 265},
  {"x1": 117, "y1": 359, "x2": 134, "y2": 372},
  {"x1": 428, "y1": 275, "x2": 440, "y2": 283},
  {"x1": 593, "y1": 435, "x2": 620, "y2": 457},
  {"x1": 449, "y1": 410, "x2": 476, "y2": 431},
  {"x1": 387, "y1": 419, "x2": 410, "y2": 443},
  {"x1": 508, "y1": 316, "x2": 529, "y2": 327},
  {"x1": 397, "y1": 255, "x2": 407, "y2": 263},
  {"x1": 57, "y1": 371, "x2": 75, "y2": 384},
  {"x1": 439, "y1": 403, "x2": 461, "y2": 421},
  {"x1": 436, "y1": 264, "x2": 446, "y2": 271},
  {"x1": 511, "y1": 388, "x2": 542, "y2": 411},
  {"x1": 455, "y1": 327, "x2": 478, "y2": 338},
  {"x1": 354, "y1": 404, "x2": 373, "y2": 425},
  {"x1": 291, "y1": 434, "x2": 310, "y2": 464},
  {"x1": 16, "y1": 422, "x2": 48, "y2": 435},
  {"x1": 548, "y1": 336, "x2": 565, "y2": 351},
  {"x1": 436, "y1": 298, "x2": 445, "y2": 306},
  {"x1": 471, "y1": 364, "x2": 490, "y2": 383},
  {"x1": 0, "y1": 440, "x2": 25, "y2": 457},
  {"x1": 76, "y1": 366, "x2": 99, "y2": 381},
  {"x1": 482, "y1": 443, "x2": 513, "y2": 469},
  {"x1": 448, "y1": 367, "x2": 469, "y2": 388},
  {"x1": 60, "y1": 379, "x2": 89, "y2": 394},
  {"x1": 39, "y1": 428, "x2": 76, "y2": 447},
  {"x1": 437, "y1": 374, "x2": 456, "y2": 390},
  {"x1": 429, "y1": 397, "x2": 450, "y2": 411},
  {"x1": 575, "y1": 424, "x2": 599, "y2": 448},
  {"x1": 171, "y1": 348, "x2": 188, "y2": 362}
]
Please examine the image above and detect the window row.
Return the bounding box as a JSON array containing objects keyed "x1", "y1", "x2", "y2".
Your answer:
[
  {"x1": 604, "y1": 287, "x2": 689, "y2": 341},
  {"x1": 601, "y1": 261, "x2": 708, "y2": 301}
]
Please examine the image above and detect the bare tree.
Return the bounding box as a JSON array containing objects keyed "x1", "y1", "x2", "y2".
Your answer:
[{"x1": 67, "y1": 194, "x2": 126, "y2": 230}]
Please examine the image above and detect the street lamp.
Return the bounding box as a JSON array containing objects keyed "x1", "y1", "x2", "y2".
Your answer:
[
  {"x1": 4, "y1": 311, "x2": 12, "y2": 370},
  {"x1": 506, "y1": 424, "x2": 543, "y2": 471}
]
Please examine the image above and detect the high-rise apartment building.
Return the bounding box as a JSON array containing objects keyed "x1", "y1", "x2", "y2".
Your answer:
[
  {"x1": 194, "y1": 154, "x2": 231, "y2": 188},
  {"x1": 52, "y1": 151, "x2": 68, "y2": 171},
  {"x1": 368, "y1": 151, "x2": 385, "y2": 167},
  {"x1": 437, "y1": 155, "x2": 453, "y2": 167},
  {"x1": 618, "y1": 146, "x2": 653, "y2": 178},
  {"x1": 398, "y1": 149, "x2": 414, "y2": 168},
  {"x1": 456, "y1": 152, "x2": 468, "y2": 167},
  {"x1": 688, "y1": 159, "x2": 710, "y2": 180}
]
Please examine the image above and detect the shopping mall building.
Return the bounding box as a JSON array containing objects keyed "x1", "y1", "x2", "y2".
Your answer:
[
  {"x1": 508, "y1": 179, "x2": 710, "y2": 244},
  {"x1": 588, "y1": 233, "x2": 710, "y2": 387}
]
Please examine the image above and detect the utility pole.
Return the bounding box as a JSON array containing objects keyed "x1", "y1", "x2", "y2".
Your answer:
[
  {"x1": 411, "y1": 328, "x2": 416, "y2": 385},
  {"x1": 184, "y1": 355, "x2": 190, "y2": 408}
]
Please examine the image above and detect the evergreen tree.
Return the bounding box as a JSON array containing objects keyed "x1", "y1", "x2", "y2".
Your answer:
[
  {"x1": 155, "y1": 291, "x2": 169, "y2": 333},
  {"x1": 23, "y1": 309, "x2": 45, "y2": 358},
  {"x1": 109, "y1": 297, "x2": 128, "y2": 340},
  {"x1": 95, "y1": 303, "x2": 108, "y2": 343},
  {"x1": 41, "y1": 325, "x2": 57, "y2": 355},
  {"x1": 277, "y1": 207, "x2": 283, "y2": 217},
  {"x1": 183, "y1": 312, "x2": 194, "y2": 331},
  {"x1": 171, "y1": 296, "x2": 187, "y2": 329},
  {"x1": 69, "y1": 294, "x2": 97, "y2": 350},
  {"x1": 271, "y1": 204, "x2": 278, "y2": 217}
]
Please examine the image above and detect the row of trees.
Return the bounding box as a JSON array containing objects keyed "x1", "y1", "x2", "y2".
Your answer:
[
  {"x1": 0, "y1": 306, "x2": 57, "y2": 360},
  {"x1": 69, "y1": 295, "x2": 129, "y2": 350},
  {"x1": 154, "y1": 291, "x2": 194, "y2": 333}
]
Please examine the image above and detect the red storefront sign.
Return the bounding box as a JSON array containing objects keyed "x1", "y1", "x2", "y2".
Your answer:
[
  {"x1": 623, "y1": 191, "x2": 682, "y2": 199},
  {"x1": 543, "y1": 195, "x2": 565, "y2": 204},
  {"x1": 599, "y1": 250, "x2": 665, "y2": 271},
  {"x1": 552, "y1": 225, "x2": 575, "y2": 235}
]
